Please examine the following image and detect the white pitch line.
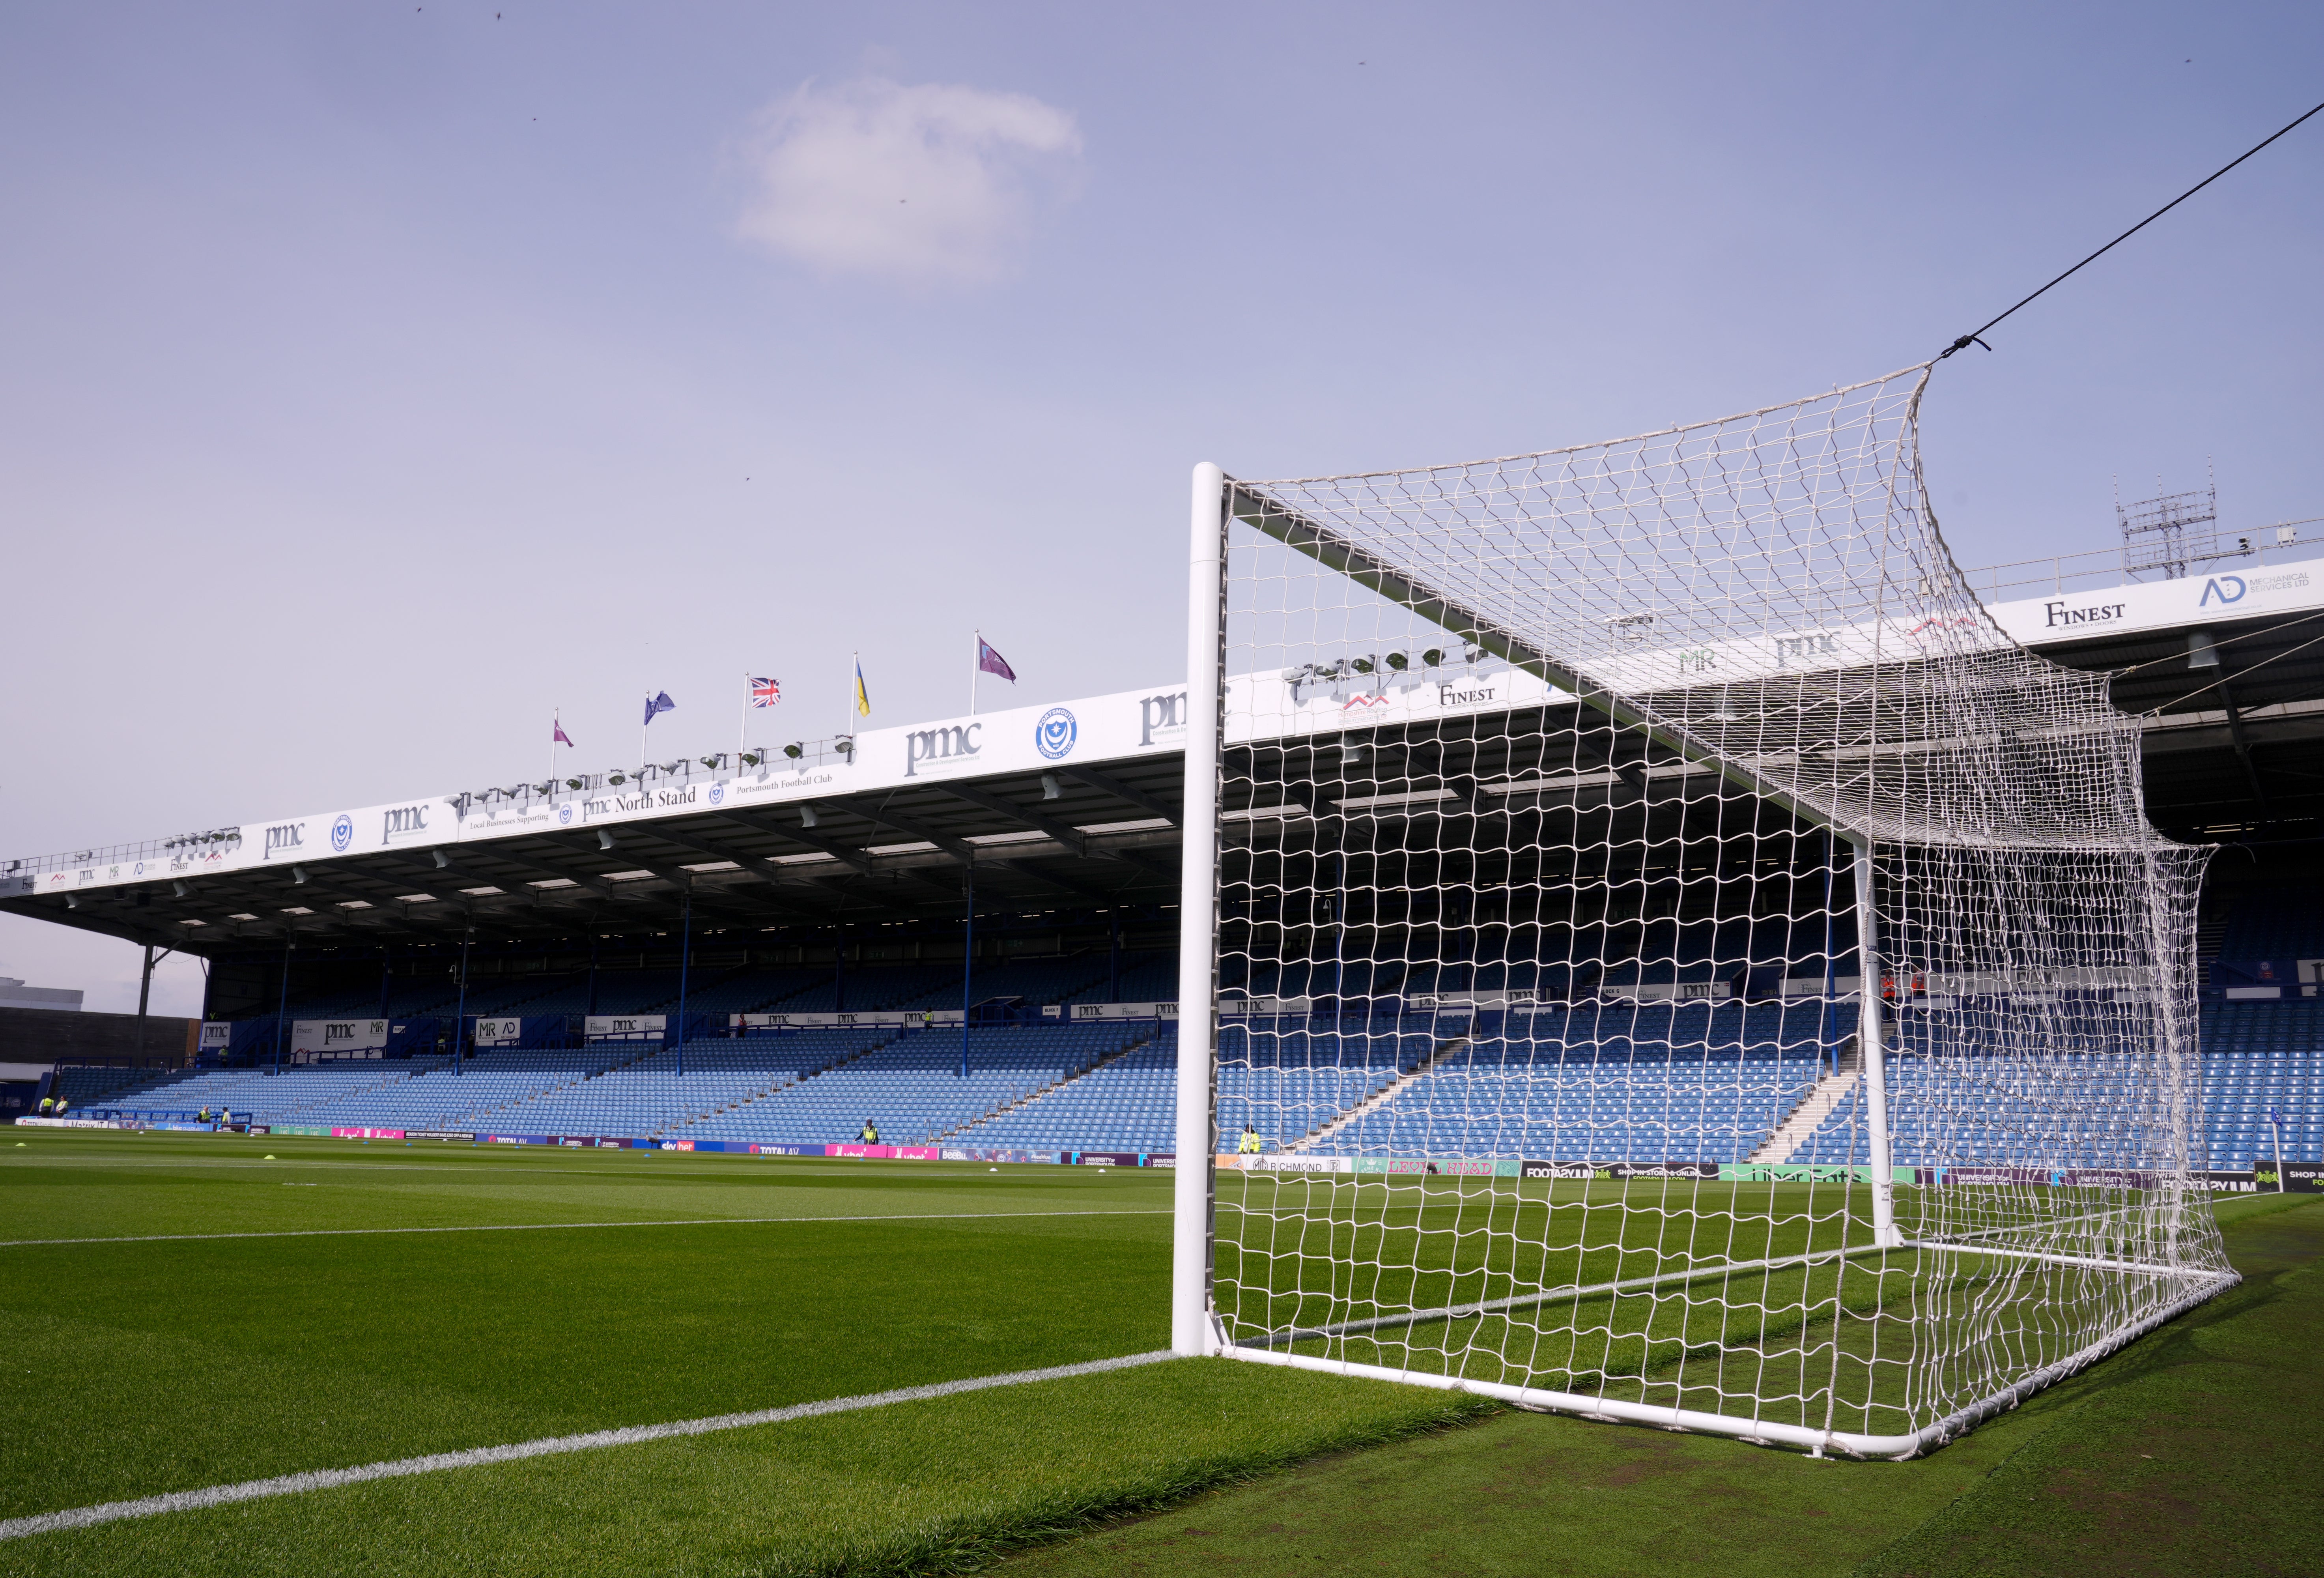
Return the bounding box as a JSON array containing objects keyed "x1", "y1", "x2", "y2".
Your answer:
[
  {"x1": 0, "y1": 1349, "x2": 1180, "y2": 1542},
  {"x1": 0, "y1": 1207, "x2": 1171, "y2": 1249},
  {"x1": 5, "y1": 1157, "x2": 1152, "y2": 1181}
]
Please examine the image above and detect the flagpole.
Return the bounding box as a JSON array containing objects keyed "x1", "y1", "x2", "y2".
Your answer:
[
  {"x1": 970, "y1": 630, "x2": 979, "y2": 717},
  {"x1": 640, "y1": 693, "x2": 648, "y2": 775},
  {"x1": 738, "y1": 671, "x2": 747, "y2": 767}
]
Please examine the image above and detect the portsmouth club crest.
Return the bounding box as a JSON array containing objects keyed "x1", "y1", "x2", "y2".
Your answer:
[{"x1": 1035, "y1": 707, "x2": 1078, "y2": 761}]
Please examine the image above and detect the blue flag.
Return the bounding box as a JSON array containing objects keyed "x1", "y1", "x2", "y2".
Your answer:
[{"x1": 643, "y1": 690, "x2": 676, "y2": 726}]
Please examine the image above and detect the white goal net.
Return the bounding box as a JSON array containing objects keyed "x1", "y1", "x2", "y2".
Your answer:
[{"x1": 1171, "y1": 363, "x2": 2238, "y2": 1458}]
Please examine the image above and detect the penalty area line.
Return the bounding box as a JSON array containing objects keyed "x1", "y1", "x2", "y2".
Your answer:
[
  {"x1": 0, "y1": 1207, "x2": 1171, "y2": 1249},
  {"x1": 0, "y1": 1350, "x2": 1181, "y2": 1542}
]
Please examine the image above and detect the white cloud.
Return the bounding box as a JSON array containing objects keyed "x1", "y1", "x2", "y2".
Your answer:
[{"x1": 735, "y1": 77, "x2": 1083, "y2": 287}]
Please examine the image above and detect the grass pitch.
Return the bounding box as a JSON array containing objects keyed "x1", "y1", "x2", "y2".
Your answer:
[
  {"x1": 0, "y1": 1133, "x2": 1482, "y2": 1575},
  {"x1": 1014, "y1": 1189, "x2": 2324, "y2": 1578},
  {"x1": 2, "y1": 1131, "x2": 2314, "y2": 1576}
]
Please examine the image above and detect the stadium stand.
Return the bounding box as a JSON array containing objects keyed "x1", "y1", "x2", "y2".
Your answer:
[
  {"x1": 58, "y1": 934, "x2": 2324, "y2": 1165},
  {"x1": 949, "y1": 1029, "x2": 1180, "y2": 1153},
  {"x1": 2200, "y1": 999, "x2": 2324, "y2": 1168},
  {"x1": 675, "y1": 1022, "x2": 1155, "y2": 1145},
  {"x1": 1326, "y1": 1002, "x2": 1834, "y2": 1162},
  {"x1": 2212, "y1": 889, "x2": 2324, "y2": 985},
  {"x1": 1062, "y1": 950, "x2": 1180, "y2": 1004}
]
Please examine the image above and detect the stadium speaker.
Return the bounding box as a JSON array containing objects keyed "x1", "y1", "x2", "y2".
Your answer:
[{"x1": 597, "y1": 830, "x2": 617, "y2": 851}]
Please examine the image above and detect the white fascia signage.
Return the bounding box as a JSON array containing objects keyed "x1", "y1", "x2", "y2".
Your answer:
[
  {"x1": 585, "y1": 1015, "x2": 666, "y2": 1040},
  {"x1": 463, "y1": 682, "x2": 1199, "y2": 849},
  {"x1": 198, "y1": 1022, "x2": 234, "y2": 1049},
  {"x1": 352, "y1": 797, "x2": 459, "y2": 855},
  {"x1": 42, "y1": 556, "x2": 2324, "y2": 900},
  {"x1": 1985, "y1": 559, "x2": 2324, "y2": 646},
  {"x1": 1068, "y1": 1000, "x2": 1179, "y2": 1019},
  {"x1": 1220, "y1": 997, "x2": 1315, "y2": 1017},
  {"x1": 1225, "y1": 659, "x2": 1562, "y2": 745},
  {"x1": 731, "y1": 1010, "x2": 925, "y2": 1028},
  {"x1": 24, "y1": 665, "x2": 1600, "y2": 897},
  {"x1": 459, "y1": 798, "x2": 564, "y2": 841},
  {"x1": 290, "y1": 1019, "x2": 390, "y2": 1056},
  {"x1": 35, "y1": 846, "x2": 241, "y2": 897},
  {"x1": 471, "y1": 1018, "x2": 523, "y2": 1047}
]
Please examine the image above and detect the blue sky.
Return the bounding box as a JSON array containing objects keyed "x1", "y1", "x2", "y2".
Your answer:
[{"x1": 4, "y1": 1, "x2": 2320, "y2": 1011}]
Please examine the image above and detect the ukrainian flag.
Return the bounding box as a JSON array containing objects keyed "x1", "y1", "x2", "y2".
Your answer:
[{"x1": 853, "y1": 657, "x2": 871, "y2": 717}]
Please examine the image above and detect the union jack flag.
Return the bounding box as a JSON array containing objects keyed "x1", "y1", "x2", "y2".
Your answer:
[{"x1": 750, "y1": 676, "x2": 783, "y2": 708}]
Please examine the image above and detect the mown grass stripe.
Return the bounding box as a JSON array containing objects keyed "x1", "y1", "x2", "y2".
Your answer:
[
  {"x1": 0, "y1": 1350, "x2": 1180, "y2": 1542},
  {"x1": 0, "y1": 1207, "x2": 1170, "y2": 1249}
]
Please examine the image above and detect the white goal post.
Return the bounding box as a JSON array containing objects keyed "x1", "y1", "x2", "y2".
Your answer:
[{"x1": 1170, "y1": 364, "x2": 2238, "y2": 1458}]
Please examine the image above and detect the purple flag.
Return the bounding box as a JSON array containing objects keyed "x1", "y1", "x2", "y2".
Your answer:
[
  {"x1": 977, "y1": 637, "x2": 1016, "y2": 684},
  {"x1": 553, "y1": 720, "x2": 575, "y2": 748}
]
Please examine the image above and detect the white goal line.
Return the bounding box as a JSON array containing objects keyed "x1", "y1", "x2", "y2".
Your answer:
[{"x1": 0, "y1": 1350, "x2": 1179, "y2": 1543}]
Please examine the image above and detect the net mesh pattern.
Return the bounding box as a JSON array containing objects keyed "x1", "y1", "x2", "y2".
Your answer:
[{"x1": 1202, "y1": 363, "x2": 2234, "y2": 1453}]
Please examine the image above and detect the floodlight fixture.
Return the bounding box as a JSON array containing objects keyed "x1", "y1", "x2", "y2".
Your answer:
[
  {"x1": 597, "y1": 830, "x2": 617, "y2": 851},
  {"x1": 800, "y1": 806, "x2": 819, "y2": 828},
  {"x1": 291, "y1": 866, "x2": 309, "y2": 885},
  {"x1": 1041, "y1": 773, "x2": 1062, "y2": 801}
]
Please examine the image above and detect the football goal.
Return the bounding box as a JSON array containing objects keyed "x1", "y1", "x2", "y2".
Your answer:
[{"x1": 1168, "y1": 362, "x2": 2238, "y2": 1459}]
